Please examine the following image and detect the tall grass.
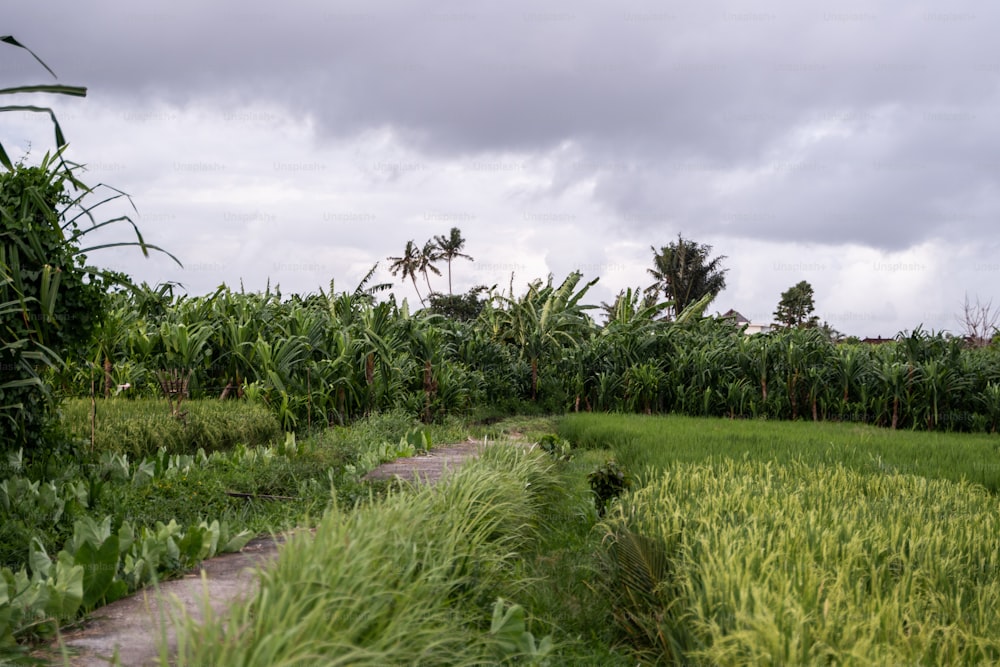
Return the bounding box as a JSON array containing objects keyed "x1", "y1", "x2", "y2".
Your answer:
[
  {"x1": 60, "y1": 398, "x2": 281, "y2": 457},
  {"x1": 598, "y1": 459, "x2": 1000, "y2": 665},
  {"x1": 559, "y1": 413, "x2": 1000, "y2": 491},
  {"x1": 168, "y1": 444, "x2": 561, "y2": 666}
]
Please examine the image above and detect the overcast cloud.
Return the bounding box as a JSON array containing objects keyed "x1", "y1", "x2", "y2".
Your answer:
[{"x1": 4, "y1": 1, "x2": 998, "y2": 336}]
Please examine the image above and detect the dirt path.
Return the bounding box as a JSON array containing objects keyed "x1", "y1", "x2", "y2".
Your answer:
[
  {"x1": 363, "y1": 438, "x2": 484, "y2": 484},
  {"x1": 48, "y1": 440, "x2": 486, "y2": 666}
]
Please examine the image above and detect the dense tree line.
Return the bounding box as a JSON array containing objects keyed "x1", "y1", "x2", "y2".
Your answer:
[{"x1": 22, "y1": 274, "x2": 999, "y2": 443}]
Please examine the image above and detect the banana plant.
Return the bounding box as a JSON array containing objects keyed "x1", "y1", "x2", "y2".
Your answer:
[
  {"x1": 495, "y1": 271, "x2": 598, "y2": 401},
  {"x1": 918, "y1": 358, "x2": 969, "y2": 430},
  {"x1": 160, "y1": 321, "x2": 215, "y2": 382},
  {"x1": 624, "y1": 361, "x2": 665, "y2": 414},
  {"x1": 877, "y1": 358, "x2": 909, "y2": 429}
]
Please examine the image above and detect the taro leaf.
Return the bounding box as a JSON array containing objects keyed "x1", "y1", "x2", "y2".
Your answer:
[
  {"x1": 164, "y1": 535, "x2": 180, "y2": 565},
  {"x1": 177, "y1": 525, "x2": 209, "y2": 567},
  {"x1": 117, "y1": 521, "x2": 135, "y2": 555},
  {"x1": 46, "y1": 554, "x2": 83, "y2": 620},
  {"x1": 102, "y1": 579, "x2": 129, "y2": 605},
  {"x1": 28, "y1": 539, "x2": 51, "y2": 580},
  {"x1": 70, "y1": 515, "x2": 113, "y2": 552},
  {"x1": 67, "y1": 480, "x2": 89, "y2": 508},
  {"x1": 201, "y1": 520, "x2": 221, "y2": 557},
  {"x1": 489, "y1": 598, "x2": 526, "y2": 654},
  {"x1": 75, "y1": 535, "x2": 119, "y2": 610},
  {"x1": 134, "y1": 459, "x2": 155, "y2": 486},
  {"x1": 220, "y1": 529, "x2": 254, "y2": 554}
]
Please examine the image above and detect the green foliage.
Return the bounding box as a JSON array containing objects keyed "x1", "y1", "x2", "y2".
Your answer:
[
  {"x1": 0, "y1": 513, "x2": 250, "y2": 645},
  {"x1": 774, "y1": 279, "x2": 819, "y2": 328},
  {"x1": 426, "y1": 286, "x2": 488, "y2": 321},
  {"x1": 489, "y1": 597, "x2": 554, "y2": 665},
  {"x1": 646, "y1": 234, "x2": 728, "y2": 319},
  {"x1": 1, "y1": 37, "x2": 176, "y2": 455},
  {"x1": 587, "y1": 459, "x2": 632, "y2": 515},
  {"x1": 0, "y1": 158, "x2": 110, "y2": 450},
  {"x1": 0, "y1": 410, "x2": 390, "y2": 650},
  {"x1": 538, "y1": 433, "x2": 573, "y2": 461}
]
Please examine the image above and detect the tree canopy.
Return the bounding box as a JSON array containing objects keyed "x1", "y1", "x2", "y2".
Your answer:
[
  {"x1": 774, "y1": 280, "x2": 819, "y2": 328},
  {"x1": 433, "y1": 227, "x2": 473, "y2": 295},
  {"x1": 646, "y1": 234, "x2": 728, "y2": 319}
]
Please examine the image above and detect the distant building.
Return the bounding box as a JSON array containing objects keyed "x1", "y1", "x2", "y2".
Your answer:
[
  {"x1": 860, "y1": 336, "x2": 892, "y2": 344},
  {"x1": 721, "y1": 309, "x2": 775, "y2": 335}
]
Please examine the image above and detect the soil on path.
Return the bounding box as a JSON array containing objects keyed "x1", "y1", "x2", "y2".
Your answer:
[
  {"x1": 47, "y1": 440, "x2": 486, "y2": 666},
  {"x1": 362, "y1": 438, "x2": 485, "y2": 484}
]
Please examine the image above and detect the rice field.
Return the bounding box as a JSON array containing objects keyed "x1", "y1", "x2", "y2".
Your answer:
[
  {"x1": 558, "y1": 412, "x2": 1000, "y2": 491},
  {"x1": 562, "y1": 413, "x2": 1000, "y2": 664}
]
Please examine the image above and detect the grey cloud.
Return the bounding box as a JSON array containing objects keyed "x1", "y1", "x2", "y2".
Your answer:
[{"x1": 5, "y1": 0, "x2": 1000, "y2": 333}]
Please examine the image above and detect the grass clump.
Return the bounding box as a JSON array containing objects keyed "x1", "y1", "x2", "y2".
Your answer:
[{"x1": 170, "y1": 444, "x2": 562, "y2": 666}]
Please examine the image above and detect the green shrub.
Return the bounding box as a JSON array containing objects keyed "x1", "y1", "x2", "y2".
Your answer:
[
  {"x1": 587, "y1": 459, "x2": 632, "y2": 515},
  {"x1": 538, "y1": 433, "x2": 573, "y2": 461}
]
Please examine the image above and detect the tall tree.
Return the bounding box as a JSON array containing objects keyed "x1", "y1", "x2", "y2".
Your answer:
[
  {"x1": 645, "y1": 234, "x2": 728, "y2": 319},
  {"x1": 388, "y1": 240, "x2": 425, "y2": 306},
  {"x1": 433, "y1": 227, "x2": 474, "y2": 295},
  {"x1": 958, "y1": 293, "x2": 999, "y2": 348},
  {"x1": 419, "y1": 240, "x2": 442, "y2": 296},
  {"x1": 774, "y1": 280, "x2": 819, "y2": 328}
]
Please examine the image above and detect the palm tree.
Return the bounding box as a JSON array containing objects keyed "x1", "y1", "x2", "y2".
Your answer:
[
  {"x1": 433, "y1": 227, "x2": 474, "y2": 294},
  {"x1": 388, "y1": 241, "x2": 425, "y2": 306},
  {"x1": 646, "y1": 234, "x2": 728, "y2": 319},
  {"x1": 419, "y1": 240, "x2": 442, "y2": 296}
]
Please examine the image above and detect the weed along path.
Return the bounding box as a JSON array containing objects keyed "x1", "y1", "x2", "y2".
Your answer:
[{"x1": 50, "y1": 440, "x2": 487, "y2": 666}]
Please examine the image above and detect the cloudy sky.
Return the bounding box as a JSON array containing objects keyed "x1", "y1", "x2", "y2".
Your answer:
[{"x1": 4, "y1": 1, "x2": 998, "y2": 336}]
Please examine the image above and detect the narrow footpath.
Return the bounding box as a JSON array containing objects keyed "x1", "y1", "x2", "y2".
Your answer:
[{"x1": 49, "y1": 439, "x2": 485, "y2": 666}]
